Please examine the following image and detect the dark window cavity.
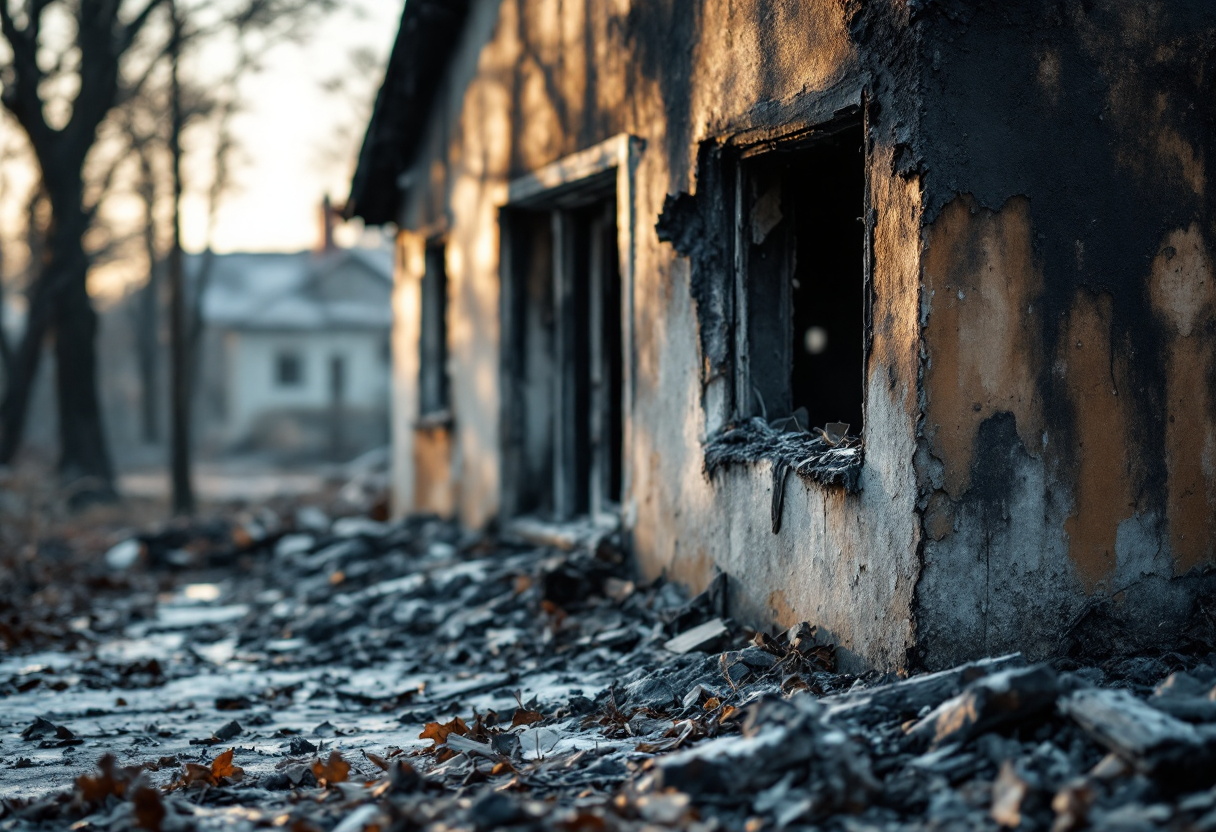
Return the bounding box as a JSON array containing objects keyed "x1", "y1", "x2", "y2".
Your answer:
[
  {"x1": 501, "y1": 199, "x2": 623, "y2": 521},
  {"x1": 418, "y1": 242, "x2": 450, "y2": 417},
  {"x1": 735, "y1": 123, "x2": 866, "y2": 436},
  {"x1": 275, "y1": 351, "x2": 303, "y2": 387},
  {"x1": 329, "y1": 354, "x2": 347, "y2": 401}
]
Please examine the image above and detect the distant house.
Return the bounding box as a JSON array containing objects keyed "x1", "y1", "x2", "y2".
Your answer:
[{"x1": 192, "y1": 245, "x2": 393, "y2": 460}]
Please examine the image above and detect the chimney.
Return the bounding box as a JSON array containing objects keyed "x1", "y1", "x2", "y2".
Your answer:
[{"x1": 316, "y1": 194, "x2": 336, "y2": 254}]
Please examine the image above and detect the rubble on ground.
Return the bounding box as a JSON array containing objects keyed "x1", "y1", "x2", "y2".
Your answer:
[{"x1": 3, "y1": 511, "x2": 1216, "y2": 831}]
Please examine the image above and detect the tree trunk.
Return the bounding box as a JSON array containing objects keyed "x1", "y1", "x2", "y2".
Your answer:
[
  {"x1": 168, "y1": 9, "x2": 195, "y2": 515},
  {"x1": 137, "y1": 267, "x2": 161, "y2": 444},
  {"x1": 54, "y1": 268, "x2": 115, "y2": 502},
  {"x1": 0, "y1": 182, "x2": 117, "y2": 504},
  {"x1": 136, "y1": 176, "x2": 161, "y2": 446}
]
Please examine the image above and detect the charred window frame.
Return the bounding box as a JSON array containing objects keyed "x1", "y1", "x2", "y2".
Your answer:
[
  {"x1": 418, "y1": 240, "x2": 450, "y2": 419},
  {"x1": 728, "y1": 118, "x2": 870, "y2": 438},
  {"x1": 499, "y1": 135, "x2": 641, "y2": 524}
]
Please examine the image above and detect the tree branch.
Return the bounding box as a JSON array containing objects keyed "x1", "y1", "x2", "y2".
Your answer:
[
  {"x1": 120, "y1": 0, "x2": 170, "y2": 54},
  {"x1": 0, "y1": 0, "x2": 52, "y2": 152}
]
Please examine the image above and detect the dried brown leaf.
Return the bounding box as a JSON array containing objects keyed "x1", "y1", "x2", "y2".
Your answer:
[
  {"x1": 311, "y1": 751, "x2": 351, "y2": 786},
  {"x1": 76, "y1": 755, "x2": 123, "y2": 802},
  {"x1": 510, "y1": 708, "x2": 544, "y2": 728},
  {"x1": 419, "y1": 716, "x2": 469, "y2": 746},
  {"x1": 181, "y1": 763, "x2": 215, "y2": 787},
  {"x1": 363, "y1": 751, "x2": 389, "y2": 771},
  {"x1": 210, "y1": 748, "x2": 243, "y2": 781},
  {"x1": 131, "y1": 786, "x2": 165, "y2": 831}
]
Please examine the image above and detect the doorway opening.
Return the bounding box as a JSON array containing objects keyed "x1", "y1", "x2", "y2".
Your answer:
[{"x1": 502, "y1": 200, "x2": 623, "y2": 521}]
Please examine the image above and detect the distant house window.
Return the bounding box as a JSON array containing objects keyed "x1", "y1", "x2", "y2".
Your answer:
[
  {"x1": 733, "y1": 121, "x2": 867, "y2": 436},
  {"x1": 418, "y1": 242, "x2": 449, "y2": 416},
  {"x1": 276, "y1": 352, "x2": 303, "y2": 387}
]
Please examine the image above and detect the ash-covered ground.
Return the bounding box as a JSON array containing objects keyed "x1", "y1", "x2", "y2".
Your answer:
[{"x1": 3, "y1": 508, "x2": 1216, "y2": 832}]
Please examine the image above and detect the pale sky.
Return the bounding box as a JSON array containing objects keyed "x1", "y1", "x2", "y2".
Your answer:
[{"x1": 186, "y1": 0, "x2": 403, "y2": 254}]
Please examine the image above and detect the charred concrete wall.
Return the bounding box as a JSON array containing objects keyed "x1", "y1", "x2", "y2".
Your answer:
[
  {"x1": 385, "y1": 0, "x2": 1216, "y2": 670},
  {"x1": 912, "y1": 1, "x2": 1216, "y2": 667},
  {"x1": 389, "y1": 0, "x2": 926, "y2": 670}
]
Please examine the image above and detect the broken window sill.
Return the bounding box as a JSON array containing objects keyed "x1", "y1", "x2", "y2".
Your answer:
[{"x1": 703, "y1": 417, "x2": 863, "y2": 494}]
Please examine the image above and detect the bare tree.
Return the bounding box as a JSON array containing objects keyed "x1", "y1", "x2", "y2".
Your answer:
[
  {"x1": 134, "y1": 137, "x2": 162, "y2": 445},
  {"x1": 0, "y1": 0, "x2": 168, "y2": 499},
  {"x1": 169, "y1": 0, "x2": 336, "y2": 514},
  {"x1": 0, "y1": 0, "x2": 337, "y2": 507}
]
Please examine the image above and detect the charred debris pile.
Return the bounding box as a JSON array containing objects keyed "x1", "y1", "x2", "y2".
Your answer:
[{"x1": 3, "y1": 514, "x2": 1216, "y2": 831}]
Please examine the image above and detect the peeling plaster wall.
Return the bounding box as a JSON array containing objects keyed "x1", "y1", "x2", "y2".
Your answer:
[
  {"x1": 390, "y1": 0, "x2": 926, "y2": 670},
  {"x1": 913, "y1": 0, "x2": 1216, "y2": 668}
]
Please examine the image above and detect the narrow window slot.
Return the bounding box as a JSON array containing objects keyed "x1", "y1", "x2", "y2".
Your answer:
[{"x1": 418, "y1": 242, "x2": 450, "y2": 417}]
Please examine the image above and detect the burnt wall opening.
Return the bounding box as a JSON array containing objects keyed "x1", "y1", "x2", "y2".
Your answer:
[
  {"x1": 501, "y1": 211, "x2": 556, "y2": 518},
  {"x1": 789, "y1": 135, "x2": 867, "y2": 432},
  {"x1": 741, "y1": 123, "x2": 867, "y2": 434}
]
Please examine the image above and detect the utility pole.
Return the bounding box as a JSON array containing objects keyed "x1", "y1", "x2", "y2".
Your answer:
[{"x1": 168, "y1": 2, "x2": 195, "y2": 515}]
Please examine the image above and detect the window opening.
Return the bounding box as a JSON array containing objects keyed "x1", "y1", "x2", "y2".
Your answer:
[
  {"x1": 275, "y1": 351, "x2": 303, "y2": 387},
  {"x1": 418, "y1": 242, "x2": 450, "y2": 417},
  {"x1": 737, "y1": 124, "x2": 866, "y2": 435},
  {"x1": 503, "y1": 199, "x2": 622, "y2": 521},
  {"x1": 329, "y1": 354, "x2": 346, "y2": 400}
]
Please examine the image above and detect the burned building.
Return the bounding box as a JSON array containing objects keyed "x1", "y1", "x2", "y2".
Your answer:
[{"x1": 347, "y1": 0, "x2": 1216, "y2": 671}]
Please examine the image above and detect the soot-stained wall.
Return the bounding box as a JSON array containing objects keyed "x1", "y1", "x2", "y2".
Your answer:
[
  {"x1": 388, "y1": 0, "x2": 929, "y2": 671},
  {"x1": 381, "y1": 0, "x2": 1216, "y2": 671},
  {"x1": 912, "y1": 0, "x2": 1216, "y2": 667}
]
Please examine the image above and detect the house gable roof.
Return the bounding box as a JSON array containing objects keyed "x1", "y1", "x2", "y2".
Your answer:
[
  {"x1": 194, "y1": 248, "x2": 393, "y2": 332},
  {"x1": 345, "y1": 0, "x2": 472, "y2": 226}
]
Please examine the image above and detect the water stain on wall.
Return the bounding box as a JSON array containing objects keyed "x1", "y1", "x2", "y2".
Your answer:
[
  {"x1": 1059, "y1": 290, "x2": 1134, "y2": 592},
  {"x1": 1150, "y1": 225, "x2": 1216, "y2": 574},
  {"x1": 922, "y1": 195, "x2": 1044, "y2": 500}
]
